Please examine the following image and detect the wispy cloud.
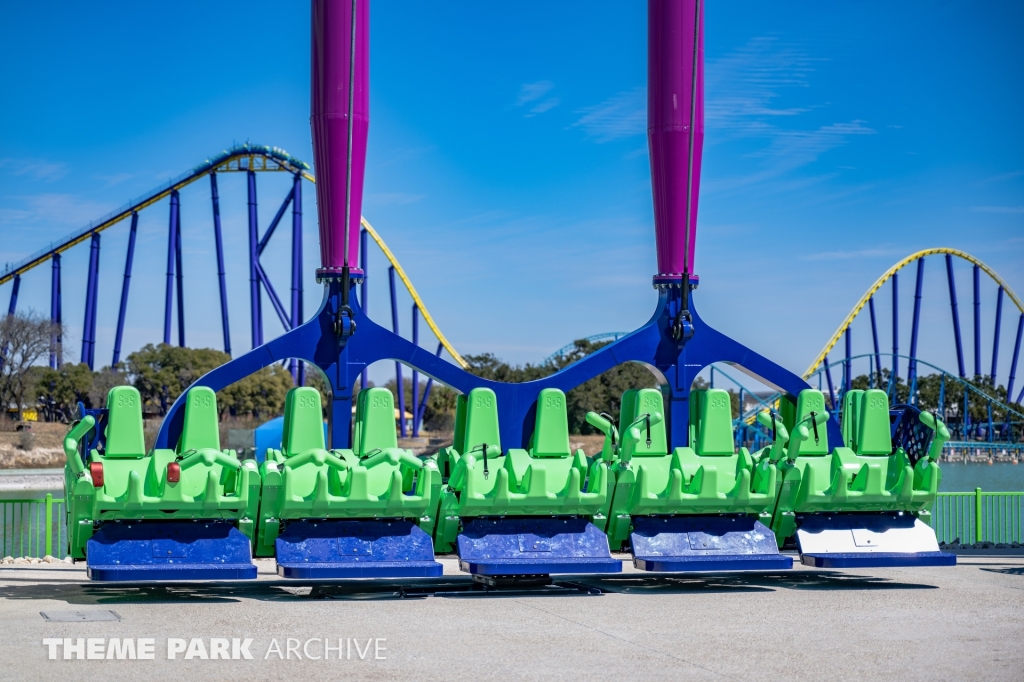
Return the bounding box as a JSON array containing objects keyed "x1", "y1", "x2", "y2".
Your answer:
[
  {"x1": 0, "y1": 158, "x2": 69, "y2": 182},
  {"x1": 95, "y1": 172, "x2": 136, "y2": 188},
  {"x1": 801, "y1": 247, "x2": 906, "y2": 262},
  {"x1": 571, "y1": 87, "x2": 646, "y2": 142},
  {"x1": 367, "y1": 192, "x2": 426, "y2": 205},
  {"x1": 0, "y1": 193, "x2": 113, "y2": 229},
  {"x1": 516, "y1": 80, "x2": 560, "y2": 117},
  {"x1": 971, "y1": 205, "x2": 1024, "y2": 214},
  {"x1": 700, "y1": 36, "x2": 877, "y2": 189},
  {"x1": 974, "y1": 170, "x2": 1023, "y2": 186}
]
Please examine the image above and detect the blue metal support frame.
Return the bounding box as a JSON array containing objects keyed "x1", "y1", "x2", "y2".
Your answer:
[
  {"x1": 823, "y1": 354, "x2": 836, "y2": 409},
  {"x1": 844, "y1": 327, "x2": 852, "y2": 393},
  {"x1": 411, "y1": 304, "x2": 420, "y2": 437},
  {"x1": 891, "y1": 272, "x2": 899, "y2": 385},
  {"x1": 416, "y1": 342, "x2": 444, "y2": 429},
  {"x1": 973, "y1": 264, "x2": 981, "y2": 378},
  {"x1": 49, "y1": 254, "x2": 62, "y2": 368},
  {"x1": 276, "y1": 520, "x2": 441, "y2": 578},
  {"x1": 388, "y1": 266, "x2": 408, "y2": 438},
  {"x1": 247, "y1": 170, "x2": 263, "y2": 349},
  {"x1": 868, "y1": 296, "x2": 882, "y2": 386},
  {"x1": 992, "y1": 286, "x2": 1004, "y2": 382},
  {"x1": 908, "y1": 257, "x2": 925, "y2": 383},
  {"x1": 946, "y1": 254, "x2": 966, "y2": 377},
  {"x1": 86, "y1": 521, "x2": 257, "y2": 581},
  {"x1": 112, "y1": 211, "x2": 138, "y2": 365},
  {"x1": 290, "y1": 173, "x2": 304, "y2": 384},
  {"x1": 174, "y1": 204, "x2": 185, "y2": 348},
  {"x1": 81, "y1": 232, "x2": 101, "y2": 369},
  {"x1": 1007, "y1": 314, "x2": 1024, "y2": 403},
  {"x1": 631, "y1": 516, "x2": 791, "y2": 572},
  {"x1": 257, "y1": 188, "x2": 294, "y2": 256},
  {"x1": 163, "y1": 191, "x2": 179, "y2": 346},
  {"x1": 6, "y1": 274, "x2": 19, "y2": 316},
  {"x1": 210, "y1": 173, "x2": 231, "y2": 356},
  {"x1": 255, "y1": 263, "x2": 291, "y2": 332},
  {"x1": 155, "y1": 280, "x2": 842, "y2": 454}
]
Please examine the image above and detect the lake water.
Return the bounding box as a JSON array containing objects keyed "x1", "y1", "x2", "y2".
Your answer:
[{"x1": 939, "y1": 462, "x2": 1024, "y2": 492}]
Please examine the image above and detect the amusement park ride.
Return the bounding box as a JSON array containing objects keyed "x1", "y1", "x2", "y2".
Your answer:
[{"x1": 46, "y1": 0, "x2": 961, "y2": 580}]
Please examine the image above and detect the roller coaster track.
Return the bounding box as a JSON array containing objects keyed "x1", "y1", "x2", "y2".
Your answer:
[
  {"x1": 804, "y1": 249, "x2": 1024, "y2": 378},
  {"x1": 0, "y1": 143, "x2": 468, "y2": 369}
]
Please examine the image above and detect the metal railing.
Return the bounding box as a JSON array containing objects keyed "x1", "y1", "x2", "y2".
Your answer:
[
  {"x1": 0, "y1": 491, "x2": 1018, "y2": 559},
  {"x1": 0, "y1": 494, "x2": 67, "y2": 559},
  {"x1": 931, "y1": 489, "x2": 1023, "y2": 545}
]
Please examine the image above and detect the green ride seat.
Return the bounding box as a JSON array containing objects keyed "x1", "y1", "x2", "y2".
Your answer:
[
  {"x1": 597, "y1": 388, "x2": 779, "y2": 549},
  {"x1": 432, "y1": 387, "x2": 610, "y2": 551},
  {"x1": 62, "y1": 386, "x2": 261, "y2": 560},
  {"x1": 767, "y1": 388, "x2": 949, "y2": 546},
  {"x1": 255, "y1": 386, "x2": 441, "y2": 557}
]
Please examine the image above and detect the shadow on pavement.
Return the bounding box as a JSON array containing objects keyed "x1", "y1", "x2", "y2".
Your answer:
[{"x1": 0, "y1": 568, "x2": 940, "y2": 604}]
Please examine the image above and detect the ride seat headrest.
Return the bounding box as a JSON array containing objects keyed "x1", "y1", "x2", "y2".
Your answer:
[
  {"x1": 530, "y1": 388, "x2": 571, "y2": 458},
  {"x1": 177, "y1": 386, "x2": 221, "y2": 454},
  {"x1": 695, "y1": 388, "x2": 734, "y2": 456},
  {"x1": 103, "y1": 386, "x2": 146, "y2": 458},
  {"x1": 282, "y1": 386, "x2": 326, "y2": 455},
  {"x1": 856, "y1": 389, "x2": 893, "y2": 455}
]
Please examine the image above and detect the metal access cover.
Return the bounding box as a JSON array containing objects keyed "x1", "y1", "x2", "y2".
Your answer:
[
  {"x1": 41, "y1": 610, "x2": 121, "y2": 622},
  {"x1": 797, "y1": 513, "x2": 941, "y2": 554}
]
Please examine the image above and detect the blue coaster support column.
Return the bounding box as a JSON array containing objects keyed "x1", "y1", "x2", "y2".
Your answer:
[
  {"x1": 947, "y1": 254, "x2": 966, "y2": 377},
  {"x1": 210, "y1": 173, "x2": 232, "y2": 356},
  {"x1": 112, "y1": 211, "x2": 138, "y2": 366}
]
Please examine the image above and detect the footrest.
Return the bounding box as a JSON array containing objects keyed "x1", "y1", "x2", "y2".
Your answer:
[
  {"x1": 630, "y1": 515, "x2": 791, "y2": 573},
  {"x1": 795, "y1": 512, "x2": 956, "y2": 568},
  {"x1": 276, "y1": 519, "x2": 443, "y2": 579},
  {"x1": 801, "y1": 551, "x2": 957, "y2": 568},
  {"x1": 457, "y1": 517, "x2": 621, "y2": 576},
  {"x1": 86, "y1": 521, "x2": 257, "y2": 581}
]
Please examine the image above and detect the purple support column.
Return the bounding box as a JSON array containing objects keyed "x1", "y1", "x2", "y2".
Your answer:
[
  {"x1": 360, "y1": 228, "x2": 368, "y2": 390},
  {"x1": 908, "y1": 257, "x2": 925, "y2": 383},
  {"x1": 991, "y1": 286, "x2": 1004, "y2": 382},
  {"x1": 164, "y1": 191, "x2": 179, "y2": 345},
  {"x1": 649, "y1": 0, "x2": 703, "y2": 277},
  {"x1": 411, "y1": 304, "x2": 420, "y2": 437},
  {"x1": 112, "y1": 211, "x2": 138, "y2": 365},
  {"x1": 290, "y1": 173, "x2": 304, "y2": 384},
  {"x1": 247, "y1": 170, "x2": 263, "y2": 348},
  {"x1": 1007, "y1": 314, "x2": 1024, "y2": 403},
  {"x1": 311, "y1": 0, "x2": 369, "y2": 278},
  {"x1": 388, "y1": 266, "x2": 407, "y2": 437},
  {"x1": 174, "y1": 204, "x2": 185, "y2": 348},
  {"x1": 946, "y1": 254, "x2": 966, "y2": 377},
  {"x1": 648, "y1": 0, "x2": 703, "y2": 278},
  {"x1": 210, "y1": 173, "x2": 232, "y2": 356},
  {"x1": 81, "y1": 232, "x2": 101, "y2": 369},
  {"x1": 973, "y1": 264, "x2": 981, "y2": 378},
  {"x1": 868, "y1": 296, "x2": 882, "y2": 385},
  {"x1": 891, "y1": 272, "x2": 899, "y2": 385},
  {"x1": 50, "y1": 254, "x2": 62, "y2": 368}
]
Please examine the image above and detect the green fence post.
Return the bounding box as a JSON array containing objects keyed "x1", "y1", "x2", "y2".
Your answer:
[
  {"x1": 45, "y1": 493, "x2": 53, "y2": 557},
  {"x1": 974, "y1": 487, "x2": 983, "y2": 543}
]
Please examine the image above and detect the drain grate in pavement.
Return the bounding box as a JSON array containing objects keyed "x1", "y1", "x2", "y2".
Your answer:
[{"x1": 40, "y1": 610, "x2": 122, "y2": 622}]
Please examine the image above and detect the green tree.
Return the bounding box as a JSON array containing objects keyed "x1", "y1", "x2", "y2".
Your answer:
[
  {"x1": 35, "y1": 362, "x2": 95, "y2": 422},
  {"x1": 123, "y1": 344, "x2": 231, "y2": 415},
  {"x1": 219, "y1": 365, "x2": 294, "y2": 419},
  {"x1": 0, "y1": 311, "x2": 59, "y2": 419}
]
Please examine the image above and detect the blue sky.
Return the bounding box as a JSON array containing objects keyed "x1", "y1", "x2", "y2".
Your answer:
[{"x1": 1, "y1": 1, "x2": 1022, "y2": 391}]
